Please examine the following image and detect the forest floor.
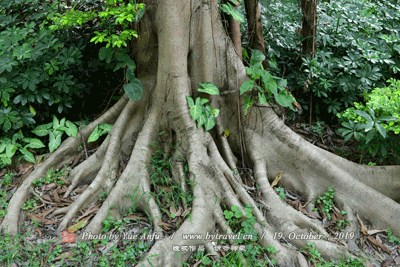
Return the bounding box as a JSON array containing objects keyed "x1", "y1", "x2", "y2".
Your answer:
[{"x1": 0, "y1": 111, "x2": 399, "y2": 267}]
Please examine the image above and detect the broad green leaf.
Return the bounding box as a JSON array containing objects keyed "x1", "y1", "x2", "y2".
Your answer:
[
  {"x1": 3, "y1": 119, "x2": 11, "y2": 131},
  {"x1": 220, "y1": 3, "x2": 245, "y2": 23},
  {"x1": 126, "y1": 70, "x2": 135, "y2": 81},
  {"x1": 198, "y1": 82, "x2": 220, "y2": 95},
  {"x1": 201, "y1": 98, "x2": 209, "y2": 105},
  {"x1": 250, "y1": 50, "x2": 266, "y2": 66},
  {"x1": 88, "y1": 126, "x2": 100, "y2": 143},
  {"x1": 186, "y1": 96, "x2": 194, "y2": 107},
  {"x1": 65, "y1": 121, "x2": 78, "y2": 138},
  {"x1": 190, "y1": 103, "x2": 203, "y2": 121},
  {"x1": 204, "y1": 116, "x2": 216, "y2": 131},
  {"x1": 365, "y1": 129, "x2": 375, "y2": 143},
  {"x1": 197, "y1": 113, "x2": 207, "y2": 129},
  {"x1": 6, "y1": 143, "x2": 17, "y2": 158},
  {"x1": 353, "y1": 110, "x2": 373, "y2": 122},
  {"x1": 258, "y1": 92, "x2": 267, "y2": 104},
  {"x1": 246, "y1": 66, "x2": 262, "y2": 79},
  {"x1": 124, "y1": 78, "x2": 143, "y2": 101},
  {"x1": 32, "y1": 123, "x2": 52, "y2": 136},
  {"x1": 0, "y1": 142, "x2": 6, "y2": 153},
  {"x1": 210, "y1": 109, "x2": 219, "y2": 117},
  {"x1": 240, "y1": 80, "x2": 254, "y2": 95},
  {"x1": 344, "y1": 133, "x2": 353, "y2": 142},
  {"x1": 60, "y1": 117, "x2": 66, "y2": 127},
  {"x1": 375, "y1": 123, "x2": 386, "y2": 138},
  {"x1": 25, "y1": 138, "x2": 45, "y2": 149},
  {"x1": 49, "y1": 132, "x2": 62, "y2": 152},
  {"x1": 99, "y1": 124, "x2": 113, "y2": 132},
  {"x1": 53, "y1": 116, "x2": 60, "y2": 129},
  {"x1": 20, "y1": 148, "x2": 35, "y2": 163},
  {"x1": 274, "y1": 91, "x2": 292, "y2": 108}
]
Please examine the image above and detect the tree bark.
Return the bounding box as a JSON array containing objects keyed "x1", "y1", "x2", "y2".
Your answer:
[
  {"x1": 244, "y1": 0, "x2": 269, "y2": 69},
  {"x1": 1, "y1": 1, "x2": 399, "y2": 267}
]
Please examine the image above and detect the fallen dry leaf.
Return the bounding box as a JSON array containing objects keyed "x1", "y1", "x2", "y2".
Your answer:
[{"x1": 271, "y1": 171, "x2": 284, "y2": 188}]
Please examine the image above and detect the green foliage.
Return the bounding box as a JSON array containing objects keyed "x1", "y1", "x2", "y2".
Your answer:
[
  {"x1": 223, "y1": 205, "x2": 258, "y2": 244},
  {"x1": 88, "y1": 123, "x2": 113, "y2": 143},
  {"x1": 259, "y1": 0, "x2": 400, "y2": 118},
  {"x1": 187, "y1": 83, "x2": 220, "y2": 131},
  {"x1": 274, "y1": 186, "x2": 285, "y2": 199},
  {"x1": 0, "y1": 130, "x2": 45, "y2": 165},
  {"x1": 310, "y1": 121, "x2": 325, "y2": 138},
  {"x1": 31, "y1": 116, "x2": 78, "y2": 152},
  {"x1": 220, "y1": 0, "x2": 244, "y2": 23},
  {"x1": 0, "y1": 0, "x2": 88, "y2": 138},
  {"x1": 49, "y1": 0, "x2": 145, "y2": 103},
  {"x1": 32, "y1": 167, "x2": 69, "y2": 187},
  {"x1": 302, "y1": 242, "x2": 364, "y2": 267},
  {"x1": 386, "y1": 229, "x2": 400, "y2": 245},
  {"x1": 337, "y1": 79, "x2": 400, "y2": 163},
  {"x1": 240, "y1": 50, "x2": 297, "y2": 115},
  {"x1": 314, "y1": 187, "x2": 335, "y2": 220}
]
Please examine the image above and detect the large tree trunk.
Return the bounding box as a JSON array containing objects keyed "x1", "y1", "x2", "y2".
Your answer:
[{"x1": 1, "y1": 0, "x2": 400, "y2": 266}]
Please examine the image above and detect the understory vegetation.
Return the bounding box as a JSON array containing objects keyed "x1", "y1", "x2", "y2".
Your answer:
[{"x1": 1, "y1": 0, "x2": 400, "y2": 266}]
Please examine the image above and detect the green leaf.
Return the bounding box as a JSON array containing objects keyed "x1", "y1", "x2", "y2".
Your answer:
[
  {"x1": 6, "y1": 143, "x2": 17, "y2": 158},
  {"x1": 220, "y1": 3, "x2": 245, "y2": 23},
  {"x1": 49, "y1": 132, "x2": 62, "y2": 152},
  {"x1": 353, "y1": 110, "x2": 373, "y2": 122},
  {"x1": 258, "y1": 92, "x2": 267, "y2": 104},
  {"x1": 65, "y1": 121, "x2": 78, "y2": 138},
  {"x1": 124, "y1": 79, "x2": 143, "y2": 101},
  {"x1": 210, "y1": 109, "x2": 219, "y2": 117},
  {"x1": 25, "y1": 138, "x2": 45, "y2": 149},
  {"x1": 53, "y1": 116, "x2": 60, "y2": 129},
  {"x1": 240, "y1": 80, "x2": 255, "y2": 95},
  {"x1": 32, "y1": 123, "x2": 52, "y2": 136},
  {"x1": 125, "y1": 70, "x2": 135, "y2": 81},
  {"x1": 244, "y1": 95, "x2": 254, "y2": 115},
  {"x1": 204, "y1": 116, "x2": 216, "y2": 131},
  {"x1": 365, "y1": 129, "x2": 375, "y2": 144},
  {"x1": 201, "y1": 98, "x2": 209, "y2": 105},
  {"x1": 190, "y1": 102, "x2": 203, "y2": 121},
  {"x1": 197, "y1": 113, "x2": 207, "y2": 128},
  {"x1": 375, "y1": 123, "x2": 386, "y2": 138},
  {"x1": 198, "y1": 82, "x2": 220, "y2": 95},
  {"x1": 88, "y1": 126, "x2": 100, "y2": 143},
  {"x1": 250, "y1": 50, "x2": 266, "y2": 66},
  {"x1": 20, "y1": 148, "x2": 35, "y2": 163},
  {"x1": 186, "y1": 96, "x2": 194, "y2": 107},
  {"x1": 3, "y1": 119, "x2": 11, "y2": 131},
  {"x1": 99, "y1": 124, "x2": 113, "y2": 133},
  {"x1": 274, "y1": 91, "x2": 292, "y2": 108}
]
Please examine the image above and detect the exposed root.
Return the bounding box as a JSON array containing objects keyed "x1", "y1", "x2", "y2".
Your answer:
[{"x1": 0, "y1": 95, "x2": 129, "y2": 235}]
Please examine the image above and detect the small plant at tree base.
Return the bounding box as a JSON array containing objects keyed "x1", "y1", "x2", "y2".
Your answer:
[
  {"x1": 0, "y1": 130, "x2": 45, "y2": 166},
  {"x1": 187, "y1": 82, "x2": 220, "y2": 131},
  {"x1": 314, "y1": 187, "x2": 335, "y2": 220},
  {"x1": 274, "y1": 186, "x2": 285, "y2": 199},
  {"x1": 311, "y1": 121, "x2": 325, "y2": 138},
  {"x1": 32, "y1": 167, "x2": 69, "y2": 187},
  {"x1": 386, "y1": 229, "x2": 400, "y2": 245}
]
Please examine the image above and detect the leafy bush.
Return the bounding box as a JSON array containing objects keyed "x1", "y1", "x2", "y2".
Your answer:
[
  {"x1": 260, "y1": 0, "x2": 400, "y2": 119},
  {"x1": 0, "y1": 0, "x2": 88, "y2": 136},
  {"x1": 337, "y1": 79, "x2": 400, "y2": 163}
]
